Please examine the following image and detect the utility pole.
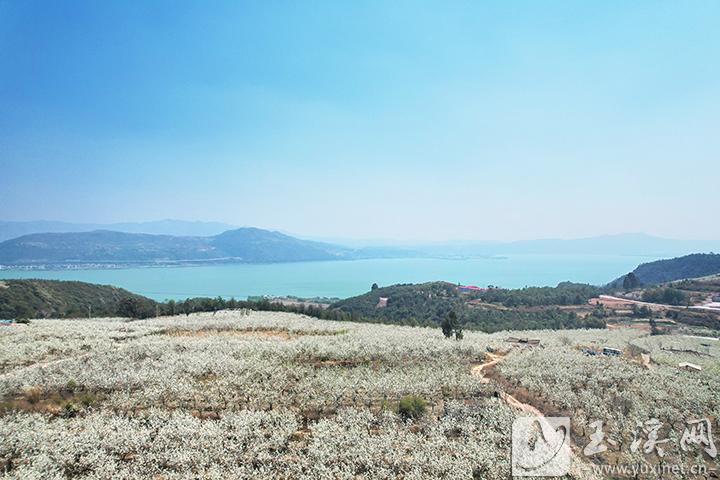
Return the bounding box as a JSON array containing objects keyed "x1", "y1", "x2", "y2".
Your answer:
[{"x1": 88, "y1": 304, "x2": 92, "y2": 319}]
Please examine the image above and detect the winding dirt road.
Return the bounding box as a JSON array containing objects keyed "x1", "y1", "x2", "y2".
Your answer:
[
  {"x1": 471, "y1": 352, "x2": 542, "y2": 415},
  {"x1": 472, "y1": 351, "x2": 594, "y2": 478}
]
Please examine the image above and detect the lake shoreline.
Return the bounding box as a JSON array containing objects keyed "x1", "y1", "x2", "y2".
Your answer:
[{"x1": 0, "y1": 254, "x2": 661, "y2": 301}]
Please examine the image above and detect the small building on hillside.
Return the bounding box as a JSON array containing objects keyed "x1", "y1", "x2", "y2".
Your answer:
[
  {"x1": 602, "y1": 347, "x2": 623, "y2": 356},
  {"x1": 376, "y1": 297, "x2": 388, "y2": 308},
  {"x1": 678, "y1": 362, "x2": 702, "y2": 372},
  {"x1": 458, "y1": 285, "x2": 489, "y2": 293}
]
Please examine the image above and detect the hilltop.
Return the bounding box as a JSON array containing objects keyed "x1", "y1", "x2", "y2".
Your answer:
[
  {"x1": 610, "y1": 252, "x2": 720, "y2": 287},
  {"x1": 0, "y1": 279, "x2": 156, "y2": 319},
  {"x1": 334, "y1": 277, "x2": 720, "y2": 333},
  {"x1": 331, "y1": 281, "x2": 607, "y2": 332}
]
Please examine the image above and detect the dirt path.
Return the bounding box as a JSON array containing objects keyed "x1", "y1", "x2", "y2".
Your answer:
[
  {"x1": 471, "y1": 352, "x2": 541, "y2": 415},
  {"x1": 595, "y1": 294, "x2": 720, "y2": 313},
  {"x1": 471, "y1": 351, "x2": 596, "y2": 478},
  {"x1": 0, "y1": 353, "x2": 94, "y2": 381},
  {"x1": 594, "y1": 294, "x2": 675, "y2": 309},
  {"x1": 470, "y1": 352, "x2": 502, "y2": 384}
]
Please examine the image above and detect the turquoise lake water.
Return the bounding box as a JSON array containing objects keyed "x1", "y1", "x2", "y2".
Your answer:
[{"x1": 0, "y1": 254, "x2": 660, "y2": 301}]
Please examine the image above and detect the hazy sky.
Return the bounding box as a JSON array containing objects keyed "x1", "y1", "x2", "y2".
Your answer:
[{"x1": 1, "y1": 1, "x2": 719, "y2": 241}]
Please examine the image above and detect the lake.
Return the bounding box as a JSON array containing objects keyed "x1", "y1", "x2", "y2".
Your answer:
[{"x1": 0, "y1": 254, "x2": 660, "y2": 301}]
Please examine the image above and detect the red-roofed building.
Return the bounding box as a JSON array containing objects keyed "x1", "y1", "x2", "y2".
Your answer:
[{"x1": 458, "y1": 285, "x2": 486, "y2": 292}]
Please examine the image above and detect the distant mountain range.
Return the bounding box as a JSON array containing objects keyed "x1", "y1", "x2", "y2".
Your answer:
[
  {"x1": 0, "y1": 220, "x2": 237, "y2": 241},
  {"x1": 0, "y1": 228, "x2": 363, "y2": 266},
  {"x1": 0, "y1": 220, "x2": 718, "y2": 267}
]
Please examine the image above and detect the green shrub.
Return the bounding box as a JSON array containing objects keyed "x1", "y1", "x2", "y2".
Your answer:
[
  {"x1": 397, "y1": 395, "x2": 426, "y2": 420},
  {"x1": 77, "y1": 392, "x2": 99, "y2": 407},
  {"x1": 61, "y1": 402, "x2": 80, "y2": 418},
  {"x1": 118, "y1": 297, "x2": 156, "y2": 319}
]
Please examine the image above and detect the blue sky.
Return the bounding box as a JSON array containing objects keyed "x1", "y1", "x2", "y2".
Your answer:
[{"x1": 1, "y1": 1, "x2": 719, "y2": 241}]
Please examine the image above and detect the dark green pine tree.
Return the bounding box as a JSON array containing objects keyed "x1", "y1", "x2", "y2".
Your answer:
[{"x1": 441, "y1": 311, "x2": 457, "y2": 338}]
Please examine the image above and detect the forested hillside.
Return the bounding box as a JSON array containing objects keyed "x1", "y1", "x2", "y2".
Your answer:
[
  {"x1": 0, "y1": 279, "x2": 157, "y2": 319},
  {"x1": 331, "y1": 281, "x2": 606, "y2": 332},
  {"x1": 2, "y1": 278, "x2": 608, "y2": 332},
  {"x1": 610, "y1": 253, "x2": 720, "y2": 286}
]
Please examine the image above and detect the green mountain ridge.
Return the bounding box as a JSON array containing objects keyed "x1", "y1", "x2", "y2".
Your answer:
[
  {"x1": 331, "y1": 281, "x2": 606, "y2": 332},
  {"x1": 0, "y1": 279, "x2": 154, "y2": 319},
  {"x1": 609, "y1": 252, "x2": 720, "y2": 287},
  {"x1": 0, "y1": 228, "x2": 353, "y2": 265}
]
